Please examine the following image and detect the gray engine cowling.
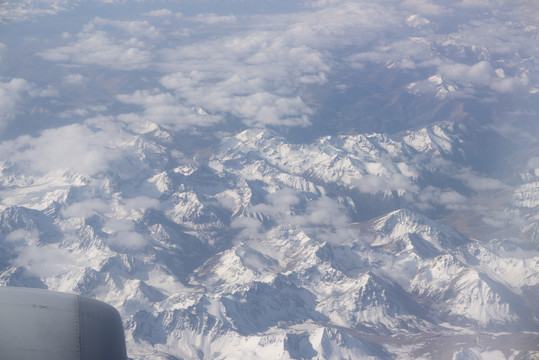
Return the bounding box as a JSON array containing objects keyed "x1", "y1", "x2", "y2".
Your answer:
[{"x1": 0, "y1": 286, "x2": 127, "y2": 360}]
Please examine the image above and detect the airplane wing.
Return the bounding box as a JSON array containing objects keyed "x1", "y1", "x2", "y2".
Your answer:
[{"x1": 0, "y1": 286, "x2": 127, "y2": 360}]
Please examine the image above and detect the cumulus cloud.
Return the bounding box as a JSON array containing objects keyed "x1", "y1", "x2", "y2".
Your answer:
[
  {"x1": 59, "y1": 105, "x2": 107, "y2": 119},
  {"x1": 438, "y1": 61, "x2": 493, "y2": 87},
  {"x1": 235, "y1": 189, "x2": 349, "y2": 232},
  {"x1": 191, "y1": 13, "x2": 237, "y2": 25},
  {"x1": 0, "y1": 78, "x2": 32, "y2": 134},
  {"x1": 527, "y1": 157, "x2": 539, "y2": 170},
  {"x1": 0, "y1": 0, "x2": 70, "y2": 22},
  {"x1": 490, "y1": 77, "x2": 523, "y2": 93},
  {"x1": 109, "y1": 230, "x2": 147, "y2": 250},
  {"x1": 346, "y1": 36, "x2": 437, "y2": 70},
  {"x1": 246, "y1": 188, "x2": 301, "y2": 220},
  {"x1": 407, "y1": 61, "x2": 526, "y2": 99},
  {"x1": 306, "y1": 0, "x2": 345, "y2": 7},
  {"x1": 231, "y1": 216, "x2": 264, "y2": 241},
  {"x1": 353, "y1": 173, "x2": 419, "y2": 195},
  {"x1": 526, "y1": 157, "x2": 539, "y2": 177},
  {"x1": 154, "y1": 3, "x2": 407, "y2": 128},
  {"x1": 103, "y1": 219, "x2": 148, "y2": 249},
  {"x1": 5, "y1": 229, "x2": 37, "y2": 243},
  {"x1": 458, "y1": 0, "x2": 499, "y2": 8},
  {"x1": 406, "y1": 14, "x2": 431, "y2": 28},
  {"x1": 0, "y1": 42, "x2": 6, "y2": 62},
  {"x1": 61, "y1": 195, "x2": 157, "y2": 250},
  {"x1": 401, "y1": 0, "x2": 449, "y2": 15},
  {"x1": 91, "y1": 17, "x2": 160, "y2": 39},
  {"x1": 0, "y1": 77, "x2": 56, "y2": 134},
  {"x1": 340, "y1": 0, "x2": 537, "y2": 99},
  {"x1": 415, "y1": 186, "x2": 467, "y2": 211},
  {"x1": 286, "y1": 1, "x2": 402, "y2": 48},
  {"x1": 39, "y1": 30, "x2": 151, "y2": 70},
  {"x1": 431, "y1": 60, "x2": 524, "y2": 93},
  {"x1": 62, "y1": 199, "x2": 110, "y2": 218},
  {"x1": 232, "y1": 189, "x2": 356, "y2": 247},
  {"x1": 158, "y1": 34, "x2": 325, "y2": 127},
  {"x1": 0, "y1": 123, "x2": 122, "y2": 175},
  {"x1": 295, "y1": 196, "x2": 350, "y2": 228},
  {"x1": 63, "y1": 73, "x2": 88, "y2": 85},
  {"x1": 112, "y1": 195, "x2": 161, "y2": 220},
  {"x1": 144, "y1": 9, "x2": 173, "y2": 18},
  {"x1": 33, "y1": 0, "x2": 535, "y2": 132},
  {"x1": 122, "y1": 196, "x2": 160, "y2": 211},
  {"x1": 11, "y1": 244, "x2": 78, "y2": 277},
  {"x1": 116, "y1": 89, "x2": 222, "y2": 130},
  {"x1": 453, "y1": 170, "x2": 508, "y2": 192}
]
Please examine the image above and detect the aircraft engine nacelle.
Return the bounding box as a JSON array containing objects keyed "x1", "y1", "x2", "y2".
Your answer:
[{"x1": 0, "y1": 286, "x2": 127, "y2": 360}]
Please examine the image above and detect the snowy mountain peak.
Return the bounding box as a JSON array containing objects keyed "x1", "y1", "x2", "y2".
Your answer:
[{"x1": 369, "y1": 208, "x2": 468, "y2": 254}]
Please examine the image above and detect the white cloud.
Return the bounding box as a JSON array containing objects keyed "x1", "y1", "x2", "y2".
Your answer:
[
  {"x1": 0, "y1": 78, "x2": 32, "y2": 135},
  {"x1": 247, "y1": 188, "x2": 300, "y2": 219},
  {"x1": 118, "y1": 196, "x2": 161, "y2": 218},
  {"x1": 231, "y1": 216, "x2": 264, "y2": 239},
  {"x1": 305, "y1": 0, "x2": 343, "y2": 7},
  {"x1": 401, "y1": 0, "x2": 449, "y2": 16},
  {"x1": 490, "y1": 77, "x2": 523, "y2": 93},
  {"x1": 149, "y1": 2, "x2": 399, "y2": 128},
  {"x1": 297, "y1": 196, "x2": 349, "y2": 228},
  {"x1": 454, "y1": 169, "x2": 508, "y2": 192},
  {"x1": 353, "y1": 173, "x2": 419, "y2": 195},
  {"x1": 116, "y1": 89, "x2": 222, "y2": 130},
  {"x1": 78, "y1": 0, "x2": 511, "y2": 128},
  {"x1": 458, "y1": 0, "x2": 499, "y2": 8},
  {"x1": 103, "y1": 219, "x2": 148, "y2": 249},
  {"x1": 527, "y1": 157, "x2": 539, "y2": 177},
  {"x1": 28, "y1": 85, "x2": 59, "y2": 98},
  {"x1": 63, "y1": 73, "x2": 88, "y2": 85},
  {"x1": 416, "y1": 186, "x2": 467, "y2": 211},
  {"x1": 259, "y1": 191, "x2": 347, "y2": 228},
  {"x1": 339, "y1": 0, "x2": 537, "y2": 98},
  {"x1": 12, "y1": 245, "x2": 73, "y2": 276},
  {"x1": 59, "y1": 105, "x2": 107, "y2": 119},
  {"x1": 346, "y1": 36, "x2": 437, "y2": 70},
  {"x1": 109, "y1": 230, "x2": 147, "y2": 249},
  {"x1": 0, "y1": 0, "x2": 70, "y2": 22},
  {"x1": 232, "y1": 189, "x2": 355, "y2": 247},
  {"x1": 39, "y1": 30, "x2": 152, "y2": 70},
  {"x1": 123, "y1": 196, "x2": 160, "y2": 211},
  {"x1": 0, "y1": 123, "x2": 122, "y2": 175},
  {"x1": 0, "y1": 42, "x2": 6, "y2": 62},
  {"x1": 92, "y1": 17, "x2": 160, "y2": 39},
  {"x1": 438, "y1": 61, "x2": 493, "y2": 87},
  {"x1": 191, "y1": 13, "x2": 237, "y2": 25},
  {"x1": 527, "y1": 157, "x2": 539, "y2": 170},
  {"x1": 5, "y1": 229, "x2": 36, "y2": 243},
  {"x1": 406, "y1": 14, "x2": 431, "y2": 28},
  {"x1": 62, "y1": 199, "x2": 111, "y2": 218},
  {"x1": 406, "y1": 59, "x2": 526, "y2": 98},
  {"x1": 158, "y1": 33, "x2": 326, "y2": 127},
  {"x1": 144, "y1": 9, "x2": 173, "y2": 18},
  {"x1": 283, "y1": 2, "x2": 402, "y2": 50}
]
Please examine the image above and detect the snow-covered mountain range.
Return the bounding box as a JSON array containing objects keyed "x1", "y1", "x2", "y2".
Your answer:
[{"x1": 1, "y1": 120, "x2": 537, "y2": 359}]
